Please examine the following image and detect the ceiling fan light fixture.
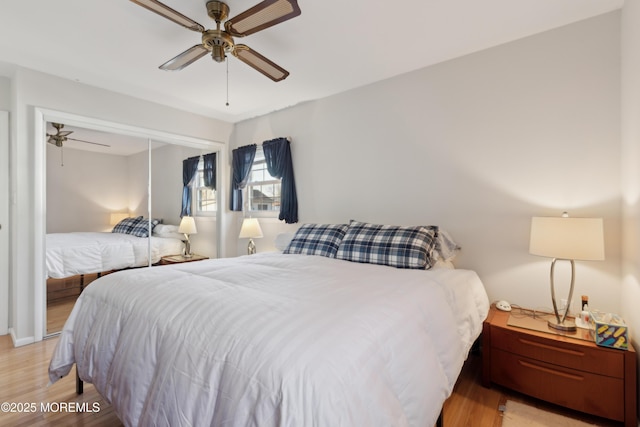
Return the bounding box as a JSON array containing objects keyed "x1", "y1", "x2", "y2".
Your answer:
[
  {"x1": 211, "y1": 45, "x2": 226, "y2": 63},
  {"x1": 225, "y1": 0, "x2": 301, "y2": 37}
]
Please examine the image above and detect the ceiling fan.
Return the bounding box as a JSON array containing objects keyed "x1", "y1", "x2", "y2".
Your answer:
[
  {"x1": 47, "y1": 123, "x2": 111, "y2": 148},
  {"x1": 130, "y1": 0, "x2": 301, "y2": 82}
]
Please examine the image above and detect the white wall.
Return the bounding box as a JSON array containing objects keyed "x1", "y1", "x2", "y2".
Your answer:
[
  {"x1": 7, "y1": 66, "x2": 232, "y2": 344},
  {"x1": 231, "y1": 12, "x2": 623, "y2": 315},
  {"x1": 0, "y1": 77, "x2": 9, "y2": 110},
  {"x1": 620, "y1": 0, "x2": 640, "y2": 404},
  {"x1": 46, "y1": 145, "x2": 131, "y2": 232}
]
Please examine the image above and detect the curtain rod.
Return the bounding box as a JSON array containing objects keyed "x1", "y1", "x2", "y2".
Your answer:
[{"x1": 185, "y1": 152, "x2": 217, "y2": 161}]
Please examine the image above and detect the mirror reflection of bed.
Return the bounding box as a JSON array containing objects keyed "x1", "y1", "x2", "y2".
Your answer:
[{"x1": 45, "y1": 123, "x2": 217, "y2": 336}]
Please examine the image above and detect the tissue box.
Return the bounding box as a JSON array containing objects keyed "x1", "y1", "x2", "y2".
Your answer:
[{"x1": 589, "y1": 311, "x2": 629, "y2": 350}]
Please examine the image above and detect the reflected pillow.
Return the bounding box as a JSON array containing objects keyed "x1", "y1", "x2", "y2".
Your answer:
[
  {"x1": 130, "y1": 218, "x2": 161, "y2": 238},
  {"x1": 112, "y1": 216, "x2": 143, "y2": 234}
]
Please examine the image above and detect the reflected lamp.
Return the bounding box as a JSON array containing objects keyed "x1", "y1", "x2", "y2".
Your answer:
[
  {"x1": 179, "y1": 216, "x2": 198, "y2": 258},
  {"x1": 239, "y1": 218, "x2": 263, "y2": 255},
  {"x1": 110, "y1": 212, "x2": 130, "y2": 226}
]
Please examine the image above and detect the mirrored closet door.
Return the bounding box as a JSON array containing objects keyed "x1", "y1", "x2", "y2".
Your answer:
[
  {"x1": 45, "y1": 124, "x2": 151, "y2": 335},
  {"x1": 44, "y1": 122, "x2": 221, "y2": 336}
]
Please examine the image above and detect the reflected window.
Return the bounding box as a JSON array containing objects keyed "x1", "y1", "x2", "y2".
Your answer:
[{"x1": 193, "y1": 158, "x2": 216, "y2": 215}]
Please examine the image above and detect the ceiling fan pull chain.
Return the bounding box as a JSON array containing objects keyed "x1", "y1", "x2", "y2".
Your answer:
[
  {"x1": 226, "y1": 58, "x2": 230, "y2": 107},
  {"x1": 61, "y1": 146, "x2": 64, "y2": 167}
]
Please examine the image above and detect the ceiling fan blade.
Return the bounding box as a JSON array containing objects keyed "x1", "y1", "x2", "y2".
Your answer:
[
  {"x1": 67, "y1": 137, "x2": 111, "y2": 148},
  {"x1": 130, "y1": 0, "x2": 205, "y2": 32},
  {"x1": 225, "y1": 0, "x2": 301, "y2": 37},
  {"x1": 159, "y1": 45, "x2": 209, "y2": 71},
  {"x1": 233, "y1": 44, "x2": 289, "y2": 82},
  {"x1": 57, "y1": 131, "x2": 73, "y2": 137}
]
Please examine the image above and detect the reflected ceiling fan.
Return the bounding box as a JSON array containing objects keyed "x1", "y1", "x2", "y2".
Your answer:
[
  {"x1": 47, "y1": 123, "x2": 111, "y2": 148},
  {"x1": 130, "y1": 0, "x2": 301, "y2": 82}
]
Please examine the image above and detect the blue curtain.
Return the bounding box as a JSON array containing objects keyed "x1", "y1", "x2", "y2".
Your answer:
[
  {"x1": 263, "y1": 137, "x2": 298, "y2": 224},
  {"x1": 230, "y1": 144, "x2": 257, "y2": 211},
  {"x1": 203, "y1": 152, "x2": 217, "y2": 190},
  {"x1": 181, "y1": 156, "x2": 200, "y2": 217}
]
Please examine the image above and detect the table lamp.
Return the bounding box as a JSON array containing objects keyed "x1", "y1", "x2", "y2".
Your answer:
[
  {"x1": 178, "y1": 216, "x2": 198, "y2": 258},
  {"x1": 529, "y1": 212, "x2": 604, "y2": 332},
  {"x1": 239, "y1": 218, "x2": 263, "y2": 255},
  {"x1": 110, "y1": 212, "x2": 129, "y2": 226}
]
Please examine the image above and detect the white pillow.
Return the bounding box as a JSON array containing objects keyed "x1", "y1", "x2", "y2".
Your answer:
[
  {"x1": 153, "y1": 224, "x2": 183, "y2": 240},
  {"x1": 431, "y1": 259, "x2": 456, "y2": 269},
  {"x1": 274, "y1": 232, "x2": 296, "y2": 251},
  {"x1": 434, "y1": 229, "x2": 460, "y2": 262}
]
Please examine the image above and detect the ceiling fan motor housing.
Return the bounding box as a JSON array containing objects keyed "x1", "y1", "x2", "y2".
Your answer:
[{"x1": 202, "y1": 29, "x2": 234, "y2": 62}]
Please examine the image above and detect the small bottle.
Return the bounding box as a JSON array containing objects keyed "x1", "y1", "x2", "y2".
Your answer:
[{"x1": 581, "y1": 295, "x2": 589, "y2": 311}]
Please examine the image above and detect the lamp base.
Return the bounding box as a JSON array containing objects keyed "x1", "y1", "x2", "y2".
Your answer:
[
  {"x1": 247, "y1": 238, "x2": 256, "y2": 255},
  {"x1": 548, "y1": 258, "x2": 577, "y2": 333},
  {"x1": 183, "y1": 239, "x2": 192, "y2": 258},
  {"x1": 547, "y1": 318, "x2": 577, "y2": 332}
]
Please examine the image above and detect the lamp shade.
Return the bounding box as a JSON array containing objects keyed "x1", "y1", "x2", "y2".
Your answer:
[
  {"x1": 178, "y1": 216, "x2": 198, "y2": 235},
  {"x1": 529, "y1": 216, "x2": 604, "y2": 261},
  {"x1": 239, "y1": 218, "x2": 263, "y2": 239},
  {"x1": 110, "y1": 212, "x2": 129, "y2": 226}
]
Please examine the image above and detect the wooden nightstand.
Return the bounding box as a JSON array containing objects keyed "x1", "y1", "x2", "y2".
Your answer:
[
  {"x1": 159, "y1": 254, "x2": 208, "y2": 265},
  {"x1": 482, "y1": 306, "x2": 637, "y2": 426}
]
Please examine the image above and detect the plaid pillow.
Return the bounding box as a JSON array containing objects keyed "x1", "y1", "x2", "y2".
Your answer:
[
  {"x1": 283, "y1": 223, "x2": 349, "y2": 258},
  {"x1": 111, "y1": 216, "x2": 143, "y2": 234},
  {"x1": 129, "y1": 218, "x2": 161, "y2": 238},
  {"x1": 336, "y1": 221, "x2": 438, "y2": 269}
]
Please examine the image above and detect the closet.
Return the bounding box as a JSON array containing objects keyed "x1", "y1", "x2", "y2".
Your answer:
[{"x1": 42, "y1": 114, "x2": 223, "y2": 336}]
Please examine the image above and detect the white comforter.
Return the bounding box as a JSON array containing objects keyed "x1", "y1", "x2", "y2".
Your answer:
[
  {"x1": 46, "y1": 232, "x2": 184, "y2": 278},
  {"x1": 49, "y1": 253, "x2": 489, "y2": 427}
]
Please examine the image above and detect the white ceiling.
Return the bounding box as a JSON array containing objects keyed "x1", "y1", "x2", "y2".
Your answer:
[{"x1": 0, "y1": 0, "x2": 624, "y2": 124}]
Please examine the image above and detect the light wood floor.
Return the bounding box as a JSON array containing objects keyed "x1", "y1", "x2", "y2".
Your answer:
[
  {"x1": 0, "y1": 334, "x2": 623, "y2": 426},
  {"x1": 46, "y1": 296, "x2": 76, "y2": 335},
  {"x1": 0, "y1": 334, "x2": 122, "y2": 426}
]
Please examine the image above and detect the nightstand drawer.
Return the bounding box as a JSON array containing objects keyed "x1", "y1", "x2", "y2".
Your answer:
[
  {"x1": 491, "y1": 348, "x2": 624, "y2": 421},
  {"x1": 491, "y1": 326, "x2": 623, "y2": 378}
]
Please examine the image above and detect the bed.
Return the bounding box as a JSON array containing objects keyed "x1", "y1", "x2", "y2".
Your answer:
[
  {"x1": 48, "y1": 222, "x2": 490, "y2": 426},
  {"x1": 46, "y1": 219, "x2": 184, "y2": 279},
  {"x1": 46, "y1": 232, "x2": 184, "y2": 279}
]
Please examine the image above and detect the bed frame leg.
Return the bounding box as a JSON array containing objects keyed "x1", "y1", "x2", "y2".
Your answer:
[
  {"x1": 436, "y1": 409, "x2": 443, "y2": 427},
  {"x1": 76, "y1": 366, "x2": 83, "y2": 395}
]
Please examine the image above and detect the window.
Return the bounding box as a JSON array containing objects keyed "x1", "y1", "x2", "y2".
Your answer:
[
  {"x1": 193, "y1": 159, "x2": 216, "y2": 215},
  {"x1": 247, "y1": 147, "x2": 281, "y2": 212}
]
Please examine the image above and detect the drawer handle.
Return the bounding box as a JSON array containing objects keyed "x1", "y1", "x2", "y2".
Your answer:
[
  {"x1": 518, "y1": 338, "x2": 584, "y2": 357},
  {"x1": 519, "y1": 360, "x2": 584, "y2": 381}
]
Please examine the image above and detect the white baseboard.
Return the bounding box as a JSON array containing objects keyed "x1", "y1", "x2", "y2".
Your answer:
[{"x1": 9, "y1": 328, "x2": 35, "y2": 347}]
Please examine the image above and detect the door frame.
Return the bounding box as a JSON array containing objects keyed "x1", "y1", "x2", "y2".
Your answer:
[{"x1": 0, "y1": 111, "x2": 8, "y2": 335}]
